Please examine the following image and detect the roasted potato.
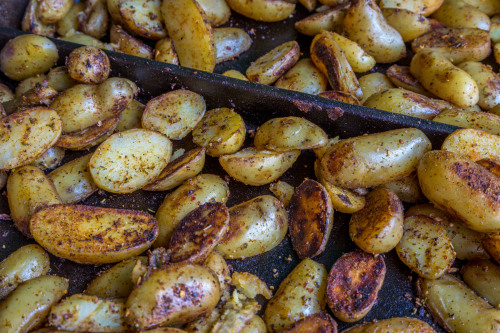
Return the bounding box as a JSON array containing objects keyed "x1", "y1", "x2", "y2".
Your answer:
[
  {"x1": 379, "y1": 0, "x2": 444, "y2": 16},
  {"x1": 341, "y1": 317, "x2": 437, "y2": 332},
  {"x1": 204, "y1": 251, "x2": 231, "y2": 296},
  {"x1": 60, "y1": 32, "x2": 114, "y2": 50},
  {"x1": 382, "y1": 8, "x2": 432, "y2": 42},
  {"x1": 216, "y1": 195, "x2": 288, "y2": 259},
  {"x1": 225, "y1": 0, "x2": 295, "y2": 22},
  {"x1": 431, "y1": 0, "x2": 491, "y2": 30},
  {"x1": 274, "y1": 58, "x2": 328, "y2": 95},
  {"x1": 223, "y1": 70, "x2": 249, "y2": 81},
  {"x1": 115, "y1": 99, "x2": 144, "y2": 132},
  {"x1": 269, "y1": 181, "x2": 295, "y2": 206},
  {"x1": 282, "y1": 314, "x2": 337, "y2": 333},
  {"x1": 491, "y1": 15, "x2": 500, "y2": 43},
  {"x1": 31, "y1": 205, "x2": 158, "y2": 264},
  {"x1": 462, "y1": 259, "x2": 500, "y2": 307},
  {"x1": 294, "y1": 4, "x2": 348, "y2": 36},
  {"x1": 316, "y1": 175, "x2": 366, "y2": 214},
  {"x1": 66, "y1": 45, "x2": 110, "y2": 84},
  {"x1": 56, "y1": 1, "x2": 85, "y2": 36},
  {"x1": 154, "y1": 38, "x2": 179, "y2": 65},
  {"x1": 0, "y1": 83, "x2": 14, "y2": 103},
  {"x1": 441, "y1": 128, "x2": 500, "y2": 161},
  {"x1": 30, "y1": 146, "x2": 65, "y2": 170},
  {"x1": 358, "y1": 73, "x2": 395, "y2": 104},
  {"x1": 379, "y1": 172, "x2": 425, "y2": 203},
  {"x1": 327, "y1": 31, "x2": 376, "y2": 73},
  {"x1": 78, "y1": 0, "x2": 109, "y2": 39},
  {"x1": 46, "y1": 66, "x2": 78, "y2": 92},
  {"x1": 3, "y1": 81, "x2": 58, "y2": 115},
  {"x1": 110, "y1": 24, "x2": 154, "y2": 59},
  {"x1": 461, "y1": 0, "x2": 500, "y2": 16},
  {"x1": 37, "y1": 0, "x2": 73, "y2": 24},
  {"x1": 457, "y1": 62, "x2": 500, "y2": 110},
  {"x1": 21, "y1": 0, "x2": 56, "y2": 37},
  {"x1": 214, "y1": 28, "x2": 252, "y2": 64},
  {"x1": 434, "y1": 109, "x2": 500, "y2": 135},
  {"x1": 482, "y1": 233, "x2": 500, "y2": 266},
  {"x1": 118, "y1": 0, "x2": 166, "y2": 40},
  {"x1": 197, "y1": 0, "x2": 231, "y2": 26},
  {"x1": 386, "y1": 65, "x2": 435, "y2": 98},
  {"x1": 318, "y1": 91, "x2": 361, "y2": 105}
]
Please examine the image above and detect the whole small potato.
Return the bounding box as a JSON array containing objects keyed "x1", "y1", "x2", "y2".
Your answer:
[
  {"x1": 0, "y1": 34, "x2": 59, "y2": 81},
  {"x1": 37, "y1": 0, "x2": 74, "y2": 24},
  {"x1": 66, "y1": 46, "x2": 110, "y2": 84}
]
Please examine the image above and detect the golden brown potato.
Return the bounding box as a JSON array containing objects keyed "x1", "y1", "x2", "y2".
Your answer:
[
  {"x1": 78, "y1": 0, "x2": 109, "y2": 39},
  {"x1": 225, "y1": 0, "x2": 296, "y2": 22},
  {"x1": 269, "y1": 181, "x2": 295, "y2": 206},
  {"x1": 119, "y1": 0, "x2": 167, "y2": 40},
  {"x1": 342, "y1": 317, "x2": 437, "y2": 332},
  {"x1": 214, "y1": 28, "x2": 252, "y2": 64},
  {"x1": 358, "y1": 73, "x2": 395, "y2": 104},
  {"x1": 282, "y1": 314, "x2": 337, "y2": 333},
  {"x1": 196, "y1": 0, "x2": 231, "y2": 26},
  {"x1": 434, "y1": 109, "x2": 500, "y2": 135},
  {"x1": 46, "y1": 66, "x2": 78, "y2": 92},
  {"x1": 21, "y1": 0, "x2": 56, "y2": 37},
  {"x1": 0, "y1": 83, "x2": 14, "y2": 103},
  {"x1": 482, "y1": 234, "x2": 500, "y2": 266},
  {"x1": 30, "y1": 146, "x2": 65, "y2": 170},
  {"x1": 380, "y1": 172, "x2": 425, "y2": 203},
  {"x1": 154, "y1": 38, "x2": 179, "y2": 65},
  {"x1": 327, "y1": 251, "x2": 386, "y2": 322},
  {"x1": 382, "y1": 8, "x2": 432, "y2": 42},
  {"x1": 3, "y1": 81, "x2": 58, "y2": 115},
  {"x1": 462, "y1": 259, "x2": 500, "y2": 307},
  {"x1": 379, "y1": 0, "x2": 444, "y2": 16},
  {"x1": 328, "y1": 31, "x2": 376, "y2": 73},
  {"x1": 56, "y1": 1, "x2": 85, "y2": 36},
  {"x1": 457, "y1": 62, "x2": 500, "y2": 110},
  {"x1": 386, "y1": 65, "x2": 435, "y2": 98},
  {"x1": 294, "y1": 4, "x2": 348, "y2": 36},
  {"x1": 60, "y1": 32, "x2": 115, "y2": 50},
  {"x1": 274, "y1": 58, "x2": 328, "y2": 95},
  {"x1": 318, "y1": 91, "x2": 360, "y2": 105},
  {"x1": 115, "y1": 99, "x2": 144, "y2": 132},
  {"x1": 461, "y1": 0, "x2": 500, "y2": 16},
  {"x1": 170, "y1": 202, "x2": 229, "y2": 264},
  {"x1": 431, "y1": 0, "x2": 491, "y2": 30},
  {"x1": 442, "y1": 128, "x2": 500, "y2": 161},
  {"x1": 203, "y1": 252, "x2": 231, "y2": 296},
  {"x1": 289, "y1": 179, "x2": 333, "y2": 259},
  {"x1": 37, "y1": 0, "x2": 74, "y2": 24},
  {"x1": 316, "y1": 176, "x2": 366, "y2": 214},
  {"x1": 349, "y1": 187, "x2": 404, "y2": 254},
  {"x1": 66, "y1": 46, "x2": 110, "y2": 84},
  {"x1": 478, "y1": 158, "x2": 500, "y2": 178},
  {"x1": 110, "y1": 24, "x2": 154, "y2": 59}
]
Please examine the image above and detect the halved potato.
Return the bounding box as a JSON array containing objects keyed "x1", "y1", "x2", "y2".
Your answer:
[
  {"x1": 116, "y1": 99, "x2": 144, "y2": 132},
  {"x1": 192, "y1": 108, "x2": 246, "y2": 157},
  {"x1": 21, "y1": 0, "x2": 56, "y2": 37},
  {"x1": 154, "y1": 38, "x2": 179, "y2": 65},
  {"x1": 203, "y1": 251, "x2": 231, "y2": 296},
  {"x1": 382, "y1": 8, "x2": 432, "y2": 42},
  {"x1": 3, "y1": 81, "x2": 58, "y2": 115},
  {"x1": 246, "y1": 41, "x2": 300, "y2": 85},
  {"x1": 386, "y1": 65, "x2": 435, "y2": 98},
  {"x1": 196, "y1": 0, "x2": 231, "y2": 26},
  {"x1": 219, "y1": 148, "x2": 300, "y2": 186},
  {"x1": 214, "y1": 28, "x2": 252, "y2": 64},
  {"x1": 275, "y1": 59, "x2": 328, "y2": 95},
  {"x1": 289, "y1": 179, "x2": 333, "y2": 259},
  {"x1": 162, "y1": 0, "x2": 216, "y2": 72},
  {"x1": 327, "y1": 31, "x2": 376, "y2": 73},
  {"x1": 225, "y1": 0, "x2": 295, "y2": 22},
  {"x1": 358, "y1": 73, "x2": 395, "y2": 104},
  {"x1": 142, "y1": 89, "x2": 206, "y2": 140},
  {"x1": 294, "y1": 4, "x2": 348, "y2": 36},
  {"x1": 269, "y1": 181, "x2": 295, "y2": 206},
  {"x1": 433, "y1": 109, "x2": 500, "y2": 135},
  {"x1": 327, "y1": 251, "x2": 386, "y2": 322},
  {"x1": 110, "y1": 24, "x2": 154, "y2": 59},
  {"x1": 442, "y1": 128, "x2": 500, "y2": 161},
  {"x1": 216, "y1": 195, "x2": 288, "y2": 259},
  {"x1": 37, "y1": 0, "x2": 73, "y2": 24},
  {"x1": 282, "y1": 314, "x2": 337, "y2": 333},
  {"x1": 31, "y1": 205, "x2": 158, "y2": 264},
  {"x1": 119, "y1": 0, "x2": 167, "y2": 40}
]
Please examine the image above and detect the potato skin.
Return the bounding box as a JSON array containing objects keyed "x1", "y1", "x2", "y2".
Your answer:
[
  {"x1": 37, "y1": 0, "x2": 74, "y2": 24},
  {"x1": 320, "y1": 128, "x2": 431, "y2": 189},
  {"x1": 418, "y1": 150, "x2": 500, "y2": 232},
  {"x1": 379, "y1": 0, "x2": 444, "y2": 16},
  {"x1": 431, "y1": 0, "x2": 491, "y2": 31},
  {"x1": 380, "y1": 171, "x2": 426, "y2": 203},
  {"x1": 386, "y1": 65, "x2": 435, "y2": 98},
  {"x1": 197, "y1": 0, "x2": 231, "y2": 27},
  {"x1": 56, "y1": 1, "x2": 85, "y2": 36},
  {"x1": 225, "y1": 0, "x2": 296, "y2": 22},
  {"x1": 214, "y1": 28, "x2": 252, "y2": 64},
  {"x1": 294, "y1": 5, "x2": 348, "y2": 36},
  {"x1": 327, "y1": 251, "x2": 386, "y2": 322},
  {"x1": 0, "y1": 34, "x2": 58, "y2": 81},
  {"x1": 275, "y1": 58, "x2": 328, "y2": 96},
  {"x1": 110, "y1": 24, "x2": 154, "y2": 59},
  {"x1": 282, "y1": 313, "x2": 337, "y2": 333},
  {"x1": 457, "y1": 62, "x2": 500, "y2": 110},
  {"x1": 126, "y1": 263, "x2": 222, "y2": 329},
  {"x1": 482, "y1": 233, "x2": 500, "y2": 266},
  {"x1": 22, "y1": 0, "x2": 56, "y2": 37},
  {"x1": 349, "y1": 187, "x2": 403, "y2": 254},
  {"x1": 66, "y1": 46, "x2": 110, "y2": 84},
  {"x1": 359, "y1": 73, "x2": 395, "y2": 104},
  {"x1": 382, "y1": 8, "x2": 431, "y2": 42},
  {"x1": 462, "y1": 259, "x2": 500, "y2": 307},
  {"x1": 342, "y1": 317, "x2": 437, "y2": 333},
  {"x1": 203, "y1": 251, "x2": 231, "y2": 296},
  {"x1": 433, "y1": 109, "x2": 500, "y2": 136}
]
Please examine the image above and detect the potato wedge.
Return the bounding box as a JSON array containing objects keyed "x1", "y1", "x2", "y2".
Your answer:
[
  {"x1": 170, "y1": 202, "x2": 229, "y2": 264},
  {"x1": 7, "y1": 165, "x2": 62, "y2": 237},
  {"x1": 327, "y1": 251, "x2": 386, "y2": 322},
  {"x1": 462, "y1": 0, "x2": 500, "y2": 16},
  {"x1": 318, "y1": 91, "x2": 360, "y2": 105},
  {"x1": 116, "y1": 99, "x2": 144, "y2": 132},
  {"x1": 204, "y1": 252, "x2": 231, "y2": 296},
  {"x1": 275, "y1": 58, "x2": 328, "y2": 95},
  {"x1": 462, "y1": 259, "x2": 500, "y2": 307},
  {"x1": 31, "y1": 205, "x2": 158, "y2": 264},
  {"x1": 225, "y1": 0, "x2": 295, "y2": 22},
  {"x1": 197, "y1": 0, "x2": 231, "y2": 26},
  {"x1": 269, "y1": 181, "x2": 295, "y2": 206},
  {"x1": 50, "y1": 295, "x2": 126, "y2": 332},
  {"x1": 386, "y1": 65, "x2": 435, "y2": 98},
  {"x1": 154, "y1": 38, "x2": 179, "y2": 65},
  {"x1": 382, "y1": 8, "x2": 432, "y2": 42},
  {"x1": 311, "y1": 31, "x2": 363, "y2": 100},
  {"x1": 21, "y1": 0, "x2": 56, "y2": 37},
  {"x1": 0, "y1": 276, "x2": 68, "y2": 333},
  {"x1": 457, "y1": 62, "x2": 500, "y2": 110},
  {"x1": 358, "y1": 73, "x2": 395, "y2": 104},
  {"x1": 282, "y1": 314, "x2": 337, "y2": 333},
  {"x1": 434, "y1": 109, "x2": 500, "y2": 135},
  {"x1": 85, "y1": 256, "x2": 148, "y2": 298},
  {"x1": 78, "y1": 0, "x2": 109, "y2": 40},
  {"x1": 30, "y1": 146, "x2": 65, "y2": 170},
  {"x1": 442, "y1": 128, "x2": 500, "y2": 161},
  {"x1": 349, "y1": 187, "x2": 403, "y2": 254},
  {"x1": 255, "y1": 116, "x2": 327, "y2": 152},
  {"x1": 222, "y1": 70, "x2": 248, "y2": 81},
  {"x1": 110, "y1": 24, "x2": 154, "y2": 59},
  {"x1": 220, "y1": 148, "x2": 300, "y2": 186},
  {"x1": 417, "y1": 274, "x2": 500, "y2": 333},
  {"x1": 396, "y1": 215, "x2": 455, "y2": 279},
  {"x1": 162, "y1": 0, "x2": 215, "y2": 72},
  {"x1": 289, "y1": 179, "x2": 333, "y2": 259},
  {"x1": 246, "y1": 41, "x2": 300, "y2": 85},
  {"x1": 154, "y1": 174, "x2": 229, "y2": 248},
  {"x1": 216, "y1": 195, "x2": 288, "y2": 259},
  {"x1": 192, "y1": 108, "x2": 246, "y2": 157},
  {"x1": 410, "y1": 50, "x2": 479, "y2": 108},
  {"x1": 319, "y1": 128, "x2": 431, "y2": 188},
  {"x1": 328, "y1": 32, "x2": 376, "y2": 73},
  {"x1": 56, "y1": 1, "x2": 85, "y2": 36},
  {"x1": 0, "y1": 244, "x2": 50, "y2": 300},
  {"x1": 363, "y1": 88, "x2": 441, "y2": 120},
  {"x1": 142, "y1": 89, "x2": 206, "y2": 140},
  {"x1": 344, "y1": 0, "x2": 406, "y2": 63},
  {"x1": 341, "y1": 317, "x2": 437, "y2": 333},
  {"x1": 294, "y1": 4, "x2": 348, "y2": 36},
  {"x1": 379, "y1": 0, "x2": 444, "y2": 16},
  {"x1": 214, "y1": 28, "x2": 252, "y2": 64},
  {"x1": 0, "y1": 34, "x2": 58, "y2": 81},
  {"x1": 405, "y1": 203, "x2": 488, "y2": 261},
  {"x1": 89, "y1": 129, "x2": 171, "y2": 193},
  {"x1": 126, "y1": 263, "x2": 221, "y2": 329},
  {"x1": 66, "y1": 46, "x2": 110, "y2": 84},
  {"x1": 412, "y1": 28, "x2": 491, "y2": 64},
  {"x1": 119, "y1": 0, "x2": 167, "y2": 40},
  {"x1": 431, "y1": 0, "x2": 490, "y2": 30},
  {"x1": 264, "y1": 258, "x2": 327, "y2": 333},
  {"x1": 144, "y1": 148, "x2": 206, "y2": 191}
]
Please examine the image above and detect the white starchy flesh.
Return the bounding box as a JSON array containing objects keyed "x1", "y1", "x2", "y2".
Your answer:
[
  {"x1": 264, "y1": 258, "x2": 327, "y2": 333},
  {"x1": 31, "y1": 205, "x2": 159, "y2": 264},
  {"x1": 7, "y1": 165, "x2": 62, "y2": 238},
  {"x1": 214, "y1": 28, "x2": 252, "y2": 64},
  {"x1": 192, "y1": 108, "x2": 246, "y2": 157},
  {"x1": 223, "y1": 70, "x2": 249, "y2": 81},
  {"x1": 418, "y1": 150, "x2": 500, "y2": 232},
  {"x1": 116, "y1": 99, "x2": 144, "y2": 132},
  {"x1": 30, "y1": 146, "x2": 65, "y2": 170},
  {"x1": 418, "y1": 274, "x2": 500, "y2": 333},
  {"x1": 382, "y1": 8, "x2": 432, "y2": 42},
  {"x1": 0, "y1": 244, "x2": 50, "y2": 300},
  {"x1": 246, "y1": 41, "x2": 300, "y2": 85},
  {"x1": 196, "y1": 0, "x2": 231, "y2": 26},
  {"x1": 119, "y1": 0, "x2": 167, "y2": 40},
  {"x1": 126, "y1": 263, "x2": 222, "y2": 329},
  {"x1": 254, "y1": 116, "x2": 328, "y2": 152},
  {"x1": 274, "y1": 58, "x2": 328, "y2": 95},
  {"x1": 441, "y1": 128, "x2": 500, "y2": 161},
  {"x1": 320, "y1": 128, "x2": 431, "y2": 189},
  {"x1": 269, "y1": 181, "x2": 295, "y2": 206},
  {"x1": 49, "y1": 294, "x2": 127, "y2": 332},
  {"x1": 396, "y1": 215, "x2": 455, "y2": 279},
  {"x1": 225, "y1": 0, "x2": 295, "y2": 22},
  {"x1": 405, "y1": 203, "x2": 489, "y2": 261},
  {"x1": 379, "y1": 0, "x2": 444, "y2": 16},
  {"x1": 327, "y1": 32, "x2": 376, "y2": 73},
  {"x1": 154, "y1": 174, "x2": 229, "y2": 248},
  {"x1": 433, "y1": 109, "x2": 500, "y2": 135},
  {"x1": 219, "y1": 148, "x2": 300, "y2": 186},
  {"x1": 232, "y1": 272, "x2": 273, "y2": 299},
  {"x1": 154, "y1": 38, "x2": 179, "y2": 65},
  {"x1": 216, "y1": 195, "x2": 288, "y2": 259},
  {"x1": 359, "y1": 73, "x2": 395, "y2": 104},
  {"x1": 0, "y1": 34, "x2": 58, "y2": 81},
  {"x1": 410, "y1": 50, "x2": 479, "y2": 108},
  {"x1": 162, "y1": 0, "x2": 215, "y2": 72},
  {"x1": 344, "y1": 0, "x2": 406, "y2": 63},
  {"x1": 0, "y1": 275, "x2": 68, "y2": 333},
  {"x1": 142, "y1": 89, "x2": 206, "y2": 140},
  {"x1": 110, "y1": 24, "x2": 153, "y2": 59},
  {"x1": 457, "y1": 62, "x2": 500, "y2": 110},
  {"x1": 462, "y1": 259, "x2": 500, "y2": 308},
  {"x1": 341, "y1": 317, "x2": 437, "y2": 332},
  {"x1": 295, "y1": 4, "x2": 348, "y2": 36},
  {"x1": 89, "y1": 129, "x2": 171, "y2": 193},
  {"x1": 431, "y1": 0, "x2": 491, "y2": 31},
  {"x1": 21, "y1": 0, "x2": 56, "y2": 37},
  {"x1": 48, "y1": 153, "x2": 98, "y2": 204}
]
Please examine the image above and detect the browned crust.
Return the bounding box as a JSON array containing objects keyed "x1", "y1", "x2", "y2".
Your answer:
[
  {"x1": 169, "y1": 202, "x2": 229, "y2": 264},
  {"x1": 66, "y1": 46, "x2": 111, "y2": 84},
  {"x1": 282, "y1": 313, "x2": 338, "y2": 333},
  {"x1": 319, "y1": 91, "x2": 360, "y2": 105},
  {"x1": 56, "y1": 114, "x2": 121, "y2": 149},
  {"x1": 386, "y1": 65, "x2": 426, "y2": 90},
  {"x1": 326, "y1": 250, "x2": 386, "y2": 322},
  {"x1": 288, "y1": 179, "x2": 334, "y2": 259},
  {"x1": 477, "y1": 158, "x2": 500, "y2": 178},
  {"x1": 3, "y1": 81, "x2": 58, "y2": 115},
  {"x1": 428, "y1": 18, "x2": 448, "y2": 31}
]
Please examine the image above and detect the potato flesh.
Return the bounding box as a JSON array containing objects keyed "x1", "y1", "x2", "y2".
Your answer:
[
  {"x1": 110, "y1": 24, "x2": 154, "y2": 59},
  {"x1": 154, "y1": 38, "x2": 179, "y2": 65},
  {"x1": 214, "y1": 28, "x2": 252, "y2": 64},
  {"x1": 216, "y1": 195, "x2": 288, "y2": 259},
  {"x1": 119, "y1": 0, "x2": 167, "y2": 40},
  {"x1": 269, "y1": 181, "x2": 295, "y2": 207},
  {"x1": 196, "y1": 0, "x2": 231, "y2": 26},
  {"x1": 328, "y1": 31, "x2": 376, "y2": 73},
  {"x1": 462, "y1": 259, "x2": 500, "y2": 308},
  {"x1": 274, "y1": 58, "x2": 328, "y2": 96},
  {"x1": 442, "y1": 128, "x2": 500, "y2": 161},
  {"x1": 434, "y1": 109, "x2": 500, "y2": 135}
]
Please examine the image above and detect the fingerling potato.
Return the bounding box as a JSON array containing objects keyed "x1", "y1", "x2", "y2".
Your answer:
[
  {"x1": 482, "y1": 233, "x2": 500, "y2": 266},
  {"x1": 358, "y1": 73, "x2": 395, "y2": 104},
  {"x1": 197, "y1": 0, "x2": 231, "y2": 26},
  {"x1": 433, "y1": 109, "x2": 500, "y2": 135},
  {"x1": 116, "y1": 99, "x2": 144, "y2": 132},
  {"x1": 461, "y1": 0, "x2": 500, "y2": 16},
  {"x1": 3, "y1": 81, "x2": 58, "y2": 115},
  {"x1": 66, "y1": 46, "x2": 110, "y2": 84},
  {"x1": 110, "y1": 24, "x2": 154, "y2": 59},
  {"x1": 386, "y1": 65, "x2": 435, "y2": 98},
  {"x1": 462, "y1": 259, "x2": 500, "y2": 307},
  {"x1": 37, "y1": 0, "x2": 73, "y2": 24},
  {"x1": 457, "y1": 61, "x2": 500, "y2": 110},
  {"x1": 328, "y1": 31, "x2": 376, "y2": 73},
  {"x1": 294, "y1": 4, "x2": 348, "y2": 36},
  {"x1": 274, "y1": 58, "x2": 328, "y2": 95},
  {"x1": 442, "y1": 128, "x2": 500, "y2": 161},
  {"x1": 46, "y1": 66, "x2": 77, "y2": 92},
  {"x1": 225, "y1": 0, "x2": 295, "y2": 22},
  {"x1": 204, "y1": 251, "x2": 231, "y2": 296},
  {"x1": 0, "y1": 83, "x2": 14, "y2": 103},
  {"x1": 223, "y1": 70, "x2": 248, "y2": 81},
  {"x1": 21, "y1": 0, "x2": 56, "y2": 37},
  {"x1": 431, "y1": 0, "x2": 491, "y2": 30},
  {"x1": 269, "y1": 181, "x2": 295, "y2": 206},
  {"x1": 318, "y1": 91, "x2": 360, "y2": 105},
  {"x1": 382, "y1": 8, "x2": 432, "y2": 42},
  {"x1": 154, "y1": 38, "x2": 179, "y2": 65},
  {"x1": 119, "y1": 0, "x2": 167, "y2": 40}
]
